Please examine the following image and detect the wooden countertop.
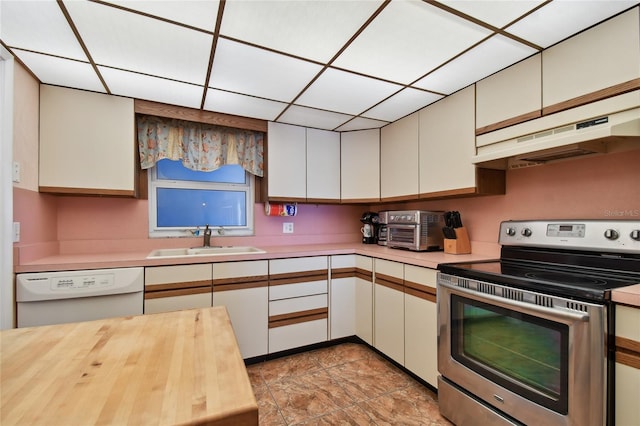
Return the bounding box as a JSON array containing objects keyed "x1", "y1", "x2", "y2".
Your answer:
[{"x1": 0, "y1": 307, "x2": 258, "y2": 426}]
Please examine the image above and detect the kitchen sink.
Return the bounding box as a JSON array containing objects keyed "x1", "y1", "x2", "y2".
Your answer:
[{"x1": 147, "y1": 246, "x2": 266, "y2": 258}]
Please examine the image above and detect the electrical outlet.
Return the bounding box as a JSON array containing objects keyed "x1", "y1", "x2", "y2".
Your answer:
[
  {"x1": 13, "y1": 222, "x2": 20, "y2": 243},
  {"x1": 12, "y1": 161, "x2": 20, "y2": 183},
  {"x1": 283, "y1": 222, "x2": 294, "y2": 234}
]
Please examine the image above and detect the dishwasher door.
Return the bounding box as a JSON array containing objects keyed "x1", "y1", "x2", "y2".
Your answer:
[{"x1": 16, "y1": 267, "x2": 144, "y2": 327}]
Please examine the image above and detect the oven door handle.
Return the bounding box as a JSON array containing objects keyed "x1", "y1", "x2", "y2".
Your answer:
[{"x1": 439, "y1": 280, "x2": 590, "y2": 322}]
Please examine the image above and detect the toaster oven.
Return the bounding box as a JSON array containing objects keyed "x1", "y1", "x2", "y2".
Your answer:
[{"x1": 386, "y1": 210, "x2": 445, "y2": 251}]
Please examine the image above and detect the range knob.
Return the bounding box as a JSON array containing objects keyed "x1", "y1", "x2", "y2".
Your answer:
[
  {"x1": 604, "y1": 229, "x2": 619, "y2": 240},
  {"x1": 505, "y1": 227, "x2": 516, "y2": 236},
  {"x1": 521, "y1": 228, "x2": 532, "y2": 237},
  {"x1": 631, "y1": 230, "x2": 640, "y2": 241}
]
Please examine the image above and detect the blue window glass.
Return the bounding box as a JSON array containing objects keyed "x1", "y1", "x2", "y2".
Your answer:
[{"x1": 156, "y1": 188, "x2": 247, "y2": 227}]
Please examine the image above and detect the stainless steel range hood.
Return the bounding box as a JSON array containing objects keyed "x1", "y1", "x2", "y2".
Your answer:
[{"x1": 474, "y1": 93, "x2": 640, "y2": 169}]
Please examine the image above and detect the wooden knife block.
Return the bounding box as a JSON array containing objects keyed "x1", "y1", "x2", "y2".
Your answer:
[{"x1": 444, "y1": 227, "x2": 471, "y2": 254}]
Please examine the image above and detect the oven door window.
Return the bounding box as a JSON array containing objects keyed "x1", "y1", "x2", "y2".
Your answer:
[{"x1": 451, "y1": 294, "x2": 569, "y2": 414}]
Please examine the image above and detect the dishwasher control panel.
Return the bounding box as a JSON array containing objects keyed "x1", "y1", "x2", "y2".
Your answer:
[{"x1": 52, "y1": 274, "x2": 115, "y2": 290}]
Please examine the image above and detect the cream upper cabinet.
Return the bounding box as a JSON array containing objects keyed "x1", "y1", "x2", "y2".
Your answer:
[
  {"x1": 39, "y1": 85, "x2": 136, "y2": 196},
  {"x1": 542, "y1": 7, "x2": 640, "y2": 112},
  {"x1": 380, "y1": 112, "x2": 419, "y2": 201},
  {"x1": 306, "y1": 128, "x2": 340, "y2": 202},
  {"x1": 341, "y1": 129, "x2": 380, "y2": 203},
  {"x1": 267, "y1": 122, "x2": 307, "y2": 201},
  {"x1": 419, "y1": 85, "x2": 477, "y2": 196},
  {"x1": 476, "y1": 54, "x2": 542, "y2": 134}
]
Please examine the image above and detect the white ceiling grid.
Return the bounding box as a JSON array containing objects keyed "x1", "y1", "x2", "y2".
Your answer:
[{"x1": 1, "y1": 0, "x2": 637, "y2": 132}]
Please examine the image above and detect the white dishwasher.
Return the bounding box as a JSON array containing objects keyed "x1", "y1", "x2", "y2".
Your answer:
[{"x1": 16, "y1": 267, "x2": 144, "y2": 328}]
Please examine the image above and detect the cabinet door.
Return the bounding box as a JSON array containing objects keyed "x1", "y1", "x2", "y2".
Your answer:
[
  {"x1": 330, "y1": 255, "x2": 356, "y2": 340},
  {"x1": 307, "y1": 128, "x2": 341, "y2": 202},
  {"x1": 355, "y1": 256, "x2": 374, "y2": 345},
  {"x1": 380, "y1": 112, "x2": 419, "y2": 201},
  {"x1": 476, "y1": 54, "x2": 542, "y2": 134},
  {"x1": 212, "y1": 261, "x2": 268, "y2": 359},
  {"x1": 542, "y1": 8, "x2": 640, "y2": 113},
  {"x1": 39, "y1": 85, "x2": 136, "y2": 196},
  {"x1": 373, "y1": 259, "x2": 404, "y2": 365},
  {"x1": 404, "y1": 265, "x2": 438, "y2": 388},
  {"x1": 268, "y1": 257, "x2": 329, "y2": 353},
  {"x1": 267, "y1": 122, "x2": 306, "y2": 200},
  {"x1": 340, "y1": 129, "x2": 380, "y2": 203},
  {"x1": 144, "y1": 264, "x2": 212, "y2": 314},
  {"x1": 419, "y1": 85, "x2": 476, "y2": 196},
  {"x1": 615, "y1": 304, "x2": 640, "y2": 425}
]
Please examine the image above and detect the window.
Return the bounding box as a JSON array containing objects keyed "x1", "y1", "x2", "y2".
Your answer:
[{"x1": 149, "y1": 159, "x2": 254, "y2": 237}]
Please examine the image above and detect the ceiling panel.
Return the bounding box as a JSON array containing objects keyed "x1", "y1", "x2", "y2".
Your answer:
[
  {"x1": 209, "y1": 38, "x2": 323, "y2": 103},
  {"x1": 296, "y1": 68, "x2": 402, "y2": 115},
  {"x1": 14, "y1": 50, "x2": 105, "y2": 93},
  {"x1": 336, "y1": 116, "x2": 390, "y2": 132},
  {"x1": 0, "y1": 0, "x2": 87, "y2": 60},
  {"x1": 101, "y1": 0, "x2": 220, "y2": 32},
  {"x1": 414, "y1": 34, "x2": 537, "y2": 95},
  {"x1": 439, "y1": 0, "x2": 545, "y2": 29},
  {"x1": 65, "y1": 0, "x2": 213, "y2": 84},
  {"x1": 506, "y1": 0, "x2": 639, "y2": 48},
  {"x1": 99, "y1": 66, "x2": 204, "y2": 109},
  {"x1": 332, "y1": 0, "x2": 492, "y2": 84},
  {"x1": 363, "y1": 87, "x2": 443, "y2": 122},
  {"x1": 203, "y1": 89, "x2": 287, "y2": 121},
  {"x1": 278, "y1": 105, "x2": 354, "y2": 131},
  {"x1": 219, "y1": 0, "x2": 384, "y2": 63}
]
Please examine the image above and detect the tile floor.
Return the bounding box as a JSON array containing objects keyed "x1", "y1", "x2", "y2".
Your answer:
[{"x1": 246, "y1": 342, "x2": 453, "y2": 425}]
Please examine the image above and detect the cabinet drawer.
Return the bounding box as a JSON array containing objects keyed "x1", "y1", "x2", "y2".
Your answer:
[
  {"x1": 144, "y1": 292, "x2": 212, "y2": 314},
  {"x1": 269, "y1": 319, "x2": 328, "y2": 353},
  {"x1": 269, "y1": 280, "x2": 327, "y2": 300},
  {"x1": 269, "y1": 294, "x2": 328, "y2": 316}
]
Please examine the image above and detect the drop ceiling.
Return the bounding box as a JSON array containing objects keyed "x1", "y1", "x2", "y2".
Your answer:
[{"x1": 1, "y1": 0, "x2": 637, "y2": 131}]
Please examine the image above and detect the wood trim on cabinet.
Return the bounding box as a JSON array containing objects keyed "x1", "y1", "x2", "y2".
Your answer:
[
  {"x1": 134, "y1": 99, "x2": 268, "y2": 132},
  {"x1": 418, "y1": 168, "x2": 505, "y2": 200},
  {"x1": 212, "y1": 276, "x2": 269, "y2": 292},
  {"x1": 542, "y1": 78, "x2": 640, "y2": 116},
  {"x1": 379, "y1": 194, "x2": 420, "y2": 203},
  {"x1": 145, "y1": 280, "x2": 212, "y2": 293},
  {"x1": 331, "y1": 267, "x2": 357, "y2": 279},
  {"x1": 38, "y1": 186, "x2": 137, "y2": 197},
  {"x1": 475, "y1": 110, "x2": 542, "y2": 136},
  {"x1": 269, "y1": 269, "x2": 329, "y2": 286},
  {"x1": 268, "y1": 307, "x2": 329, "y2": 328},
  {"x1": 355, "y1": 268, "x2": 373, "y2": 281},
  {"x1": 267, "y1": 196, "x2": 307, "y2": 203},
  {"x1": 144, "y1": 285, "x2": 212, "y2": 299},
  {"x1": 340, "y1": 197, "x2": 381, "y2": 204},
  {"x1": 404, "y1": 280, "x2": 437, "y2": 302},
  {"x1": 375, "y1": 273, "x2": 404, "y2": 292},
  {"x1": 616, "y1": 336, "x2": 640, "y2": 370}
]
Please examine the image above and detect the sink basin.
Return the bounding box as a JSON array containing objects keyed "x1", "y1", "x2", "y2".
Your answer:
[{"x1": 147, "y1": 246, "x2": 266, "y2": 258}]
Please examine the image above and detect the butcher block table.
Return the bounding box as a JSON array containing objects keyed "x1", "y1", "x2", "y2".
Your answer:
[{"x1": 0, "y1": 306, "x2": 258, "y2": 426}]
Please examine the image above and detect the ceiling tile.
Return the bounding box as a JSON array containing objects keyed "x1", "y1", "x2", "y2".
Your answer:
[
  {"x1": 438, "y1": 0, "x2": 545, "y2": 28},
  {"x1": 363, "y1": 88, "x2": 443, "y2": 122},
  {"x1": 336, "y1": 116, "x2": 389, "y2": 132},
  {"x1": 297, "y1": 68, "x2": 402, "y2": 115},
  {"x1": 203, "y1": 89, "x2": 287, "y2": 121},
  {"x1": 414, "y1": 34, "x2": 536, "y2": 95},
  {"x1": 0, "y1": 0, "x2": 87, "y2": 60},
  {"x1": 220, "y1": 0, "x2": 384, "y2": 63},
  {"x1": 278, "y1": 105, "x2": 353, "y2": 131},
  {"x1": 332, "y1": 0, "x2": 492, "y2": 84},
  {"x1": 100, "y1": 0, "x2": 220, "y2": 31},
  {"x1": 13, "y1": 50, "x2": 105, "y2": 93},
  {"x1": 99, "y1": 67, "x2": 204, "y2": 109},
  {"x1": 64, "y1": 1, "x2": 213, "y2": 84},
  {"x1": 209, "y1": 38, "x2": 323, "y2": 103},
  {"x1": 506, "y1": 1, "x2": 638, "y2": 48}
]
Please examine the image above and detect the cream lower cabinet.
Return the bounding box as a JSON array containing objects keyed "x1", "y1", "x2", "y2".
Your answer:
[
  {"x1": 615, "y1": 304, "x2": 640, "y2": 425},
  {"x1": 404, "y1": 265, "x2": 438, "y2": 388},
  {"x1": 144, "y1": 264, "x2": 212, "y2": 314},
  {"x1": 355, "y1": 256, "x2": 374, "y2": 345},
  {"x1": 268, "y1": 257, "x2": 329, "y2": 353},
  {"x1": 373, "y1": 259, "x2": 404, "y2": 365},
  {"x1": 329, "y1": 255, "x2": 357, "y2": 340},
  {"x1": 212, "y1": 261, "x2": 269, "y2": 359}
]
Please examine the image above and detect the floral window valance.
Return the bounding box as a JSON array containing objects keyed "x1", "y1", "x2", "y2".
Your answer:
[{"x1": 137, "y1": 114, "x2": 264, "y2": 177}]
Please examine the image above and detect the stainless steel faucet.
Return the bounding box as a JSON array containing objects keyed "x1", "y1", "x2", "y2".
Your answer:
[{"x1": 203, "y1": 224, "x2": 212, "y2": 247}]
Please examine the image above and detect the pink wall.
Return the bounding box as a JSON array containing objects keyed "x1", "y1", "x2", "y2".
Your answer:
[{"x1": 13, "y1": 148, "x2": 640, "y2": 260}]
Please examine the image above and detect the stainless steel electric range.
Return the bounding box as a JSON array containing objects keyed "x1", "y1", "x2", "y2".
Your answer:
[{"x1": 437, "y1": 219, "x2": 640, "y2": 426}]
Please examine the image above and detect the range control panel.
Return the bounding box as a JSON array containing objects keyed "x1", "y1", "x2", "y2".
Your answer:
[{"x1": 499, "y1": 220, "x2": 640, "y2": 253}]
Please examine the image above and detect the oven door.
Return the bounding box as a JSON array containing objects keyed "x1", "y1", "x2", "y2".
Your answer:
[
  {"x1": 437, "y1": 274, "x2": 606, "y2": 426},
  {"x1": 387, "y1": 224, "x2": 418, "y2": 250}
]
